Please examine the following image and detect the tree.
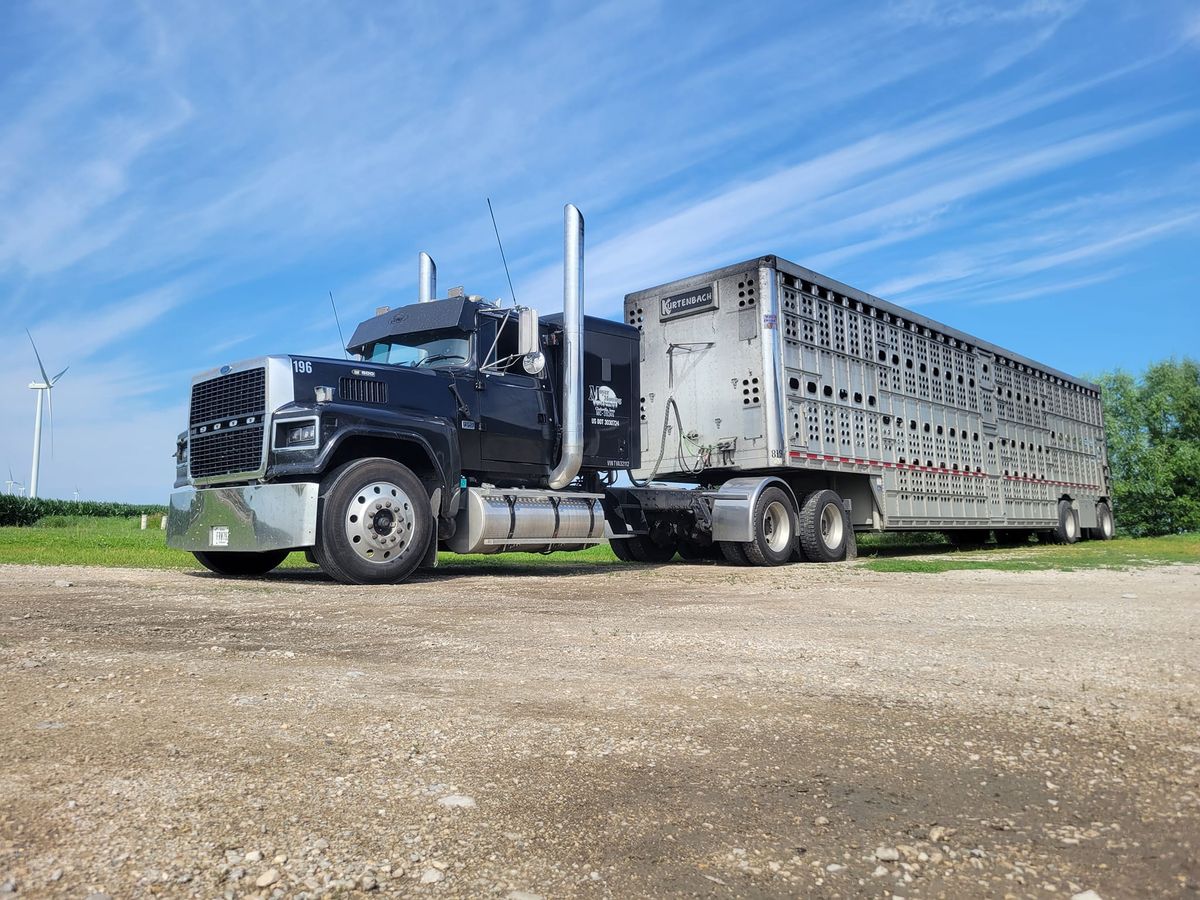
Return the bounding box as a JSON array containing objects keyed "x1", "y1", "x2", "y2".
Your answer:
[{"x1": 1095, "y1": 358, "x2": 1200, "y2": 536}]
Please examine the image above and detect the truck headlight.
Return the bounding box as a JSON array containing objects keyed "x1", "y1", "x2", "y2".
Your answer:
[
  {"x1": 285, "y1": 423, "x2": 317, "y2": 446},
  {"x1": 274, "y1": 419, "x2": 319, "y2": 450}
]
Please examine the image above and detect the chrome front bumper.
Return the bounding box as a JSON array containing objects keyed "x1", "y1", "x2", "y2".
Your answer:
[{"x1": 166, "y1": 483, "x2": 319, "y2": 552}]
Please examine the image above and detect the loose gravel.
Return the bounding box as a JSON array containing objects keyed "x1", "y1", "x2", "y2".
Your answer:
[{"x1": 1, "y1": 559, "x2": 1198, "y2": 898}]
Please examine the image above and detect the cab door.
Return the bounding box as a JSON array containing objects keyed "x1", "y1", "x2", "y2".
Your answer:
[
  {"x1": 478, "y1": 371, "x2": 554, "y2": 470},
  {"x1": 475, "y1": 315, "x2": 555, "y2": 474}
]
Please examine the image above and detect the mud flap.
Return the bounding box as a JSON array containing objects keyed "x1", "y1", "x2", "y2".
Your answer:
[
  {"x1": 843, "y1": 506, "x2": 859, "y2": 561},
  {"x1": 419, "y1": 487, "x2": 441, "y2": 569},
  {"x1": 419, "y1": 529, "x2": 439, "y2": 569}
]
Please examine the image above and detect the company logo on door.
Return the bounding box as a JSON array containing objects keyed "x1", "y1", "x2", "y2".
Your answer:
[
  {"x1": 660, "y1": 285, "x2": 716, "y2": 320},
  {"x1": 588, "y1": 385, "x2": 622, "y2": 426}
]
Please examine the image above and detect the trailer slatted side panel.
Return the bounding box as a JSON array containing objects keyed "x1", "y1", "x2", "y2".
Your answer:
[{"x1": 626, "y1": 256, "x2": 1110, "y2": 533}]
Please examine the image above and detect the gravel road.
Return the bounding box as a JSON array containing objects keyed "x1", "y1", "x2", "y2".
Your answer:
[{"x1": 1, "y1": 558, "x2": 1198, "y2": 899}]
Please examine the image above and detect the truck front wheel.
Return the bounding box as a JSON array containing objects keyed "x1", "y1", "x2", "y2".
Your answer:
[
  {"x1": 315, "y1": 458, "x2": 433, "y2": 585},
  {"x1": 193, "y1": 550, "x2": 289, "y2": 577}
]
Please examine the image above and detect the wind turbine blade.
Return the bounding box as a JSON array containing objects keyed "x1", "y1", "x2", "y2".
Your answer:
[
  {"x1": 51, "y1": 366, "x2": 69, "y2": 385},
  {"x1": 26, "y1": 330, "x2": 50, "y2": 385}
]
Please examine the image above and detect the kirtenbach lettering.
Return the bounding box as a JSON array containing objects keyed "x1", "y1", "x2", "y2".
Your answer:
[{"x1": 660, "y1": 286, "x2": 716, "y2": 321}]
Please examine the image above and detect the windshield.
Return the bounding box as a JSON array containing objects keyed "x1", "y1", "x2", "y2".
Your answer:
[{"x1": 363, "y1": 331, "x2": 470, "y2": 368}]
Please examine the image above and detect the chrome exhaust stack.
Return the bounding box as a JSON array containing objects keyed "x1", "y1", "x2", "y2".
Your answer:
[
  {"x1": 548, "y1": 203, "x2": 584, "y2": 489},
  {"x1": 418, "y1": 252, "x2": 437, "y2": 303}
]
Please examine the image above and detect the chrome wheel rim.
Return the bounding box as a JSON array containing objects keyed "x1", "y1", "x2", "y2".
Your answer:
[
  {"x1": 1101, "y1": 509, "x2": 1113, "y2": 537},
  {"x1": 344, "y1": 481, "x2": 413, "y2": 563},
  {"x1": 820, "y1": 502, "x2": 844, "y2": 551},
  {"x1": 1065, "y1": 509, "x2": 1077, "y2": 539},
  {"x1": 762, "y1": 500, "x2": 792, "y2": 554}
]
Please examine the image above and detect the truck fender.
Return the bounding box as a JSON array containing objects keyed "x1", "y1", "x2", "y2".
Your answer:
[
  {"x1": 317, "y1": 424, "x2": 460, "y2": 518},
  {"x1": 710, "y1": 476, "x2": 800, "y2": 544}
]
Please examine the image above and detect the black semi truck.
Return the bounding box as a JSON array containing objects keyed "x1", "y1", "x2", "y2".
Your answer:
[{"x1": 167, "y1": 204, "x2": 1113, "y2": 583}]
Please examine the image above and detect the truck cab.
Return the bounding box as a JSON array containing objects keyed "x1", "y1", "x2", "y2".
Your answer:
[{"x1": 167, "y1": 206, "x2": 643, "y2": 584}]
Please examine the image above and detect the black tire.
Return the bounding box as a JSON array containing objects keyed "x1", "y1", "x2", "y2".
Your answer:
[
  {"x1": 677, "y1": 540, "x2": 720, "y2": 562},
  {"x1": 608, "y1": 537, "x2": 637, "y2": 562},
  {"x1": 797, "y1": 490, "x2": 849, "y2": 563},
  {"x1": 315, "y1": 458, "x2": 433, "y2": 585},
  {"x1": 629, "y1": 535, "x2": 677, "y2": 562},
  {"x1": 1050, "y1": 499, "x2": 1080, "y2": 545},
  {"x1": 742, "y1": 486, "x2": 798, "y2": 566},
  {"x1": 610, "y1": 534, "x2": 676, "y2": 563},
  {"x1": 945, "y1": 529, "x2": 990, "y2": 549},
  {"x1": 193, "y1": 550, "x2": 289, "y2": 577},
  {"x1": 719, "y1": 540, "x2": 751, "y2": 565},
  {"x1": 1089, "y1": 502, "x2": 1115, "y2": 541}
]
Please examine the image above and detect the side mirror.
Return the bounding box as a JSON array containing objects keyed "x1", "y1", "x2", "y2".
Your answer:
[
  {"x1": 522, "y1": 351, "x2": 546, "y2": 376},
  {"x1": 518, "y1": 306, "x2": 540, "y2": 356}
]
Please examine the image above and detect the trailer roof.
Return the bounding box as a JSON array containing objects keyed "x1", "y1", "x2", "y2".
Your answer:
[{"x1": 625, "y1": 255, "x2": 1099, "y2": 391}]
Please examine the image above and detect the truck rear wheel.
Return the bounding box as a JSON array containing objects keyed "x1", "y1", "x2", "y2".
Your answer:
[
  {"x1": 797, "y1": 490, "x2": 849, "y2": 563},
  {"x1": 1089, "y1": 502, "x2": 1115, "y2": 540},
  {"x1": 678, "y1": 540, "x2": 721, "y2": 561},
  {"x1": 315, "y1": 458, "x2": 433, "y2": 585},
  {"x1": 719, "y1": 541, "x2": 751, "y2": 565},
  {"x1": 193, "y1": 550, "x2": 289, "y2": 577},
  {"x1": 609, "y1": 535, "x2": 675, "y2": 563},
  {"x1": 1049, "y1": 499, "x2": 1080, "y2": 544},
  {"x1": 742, "y1": 486, "x2": 797, "y2": 566}
]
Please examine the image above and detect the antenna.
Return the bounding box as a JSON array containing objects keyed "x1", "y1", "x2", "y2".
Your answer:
[
  {"x1": 328, "y1": 291, "x2": 349, "y2": 358},
  {"x1": 487, "y1": 197, "x2": 519, "y2": 306}
]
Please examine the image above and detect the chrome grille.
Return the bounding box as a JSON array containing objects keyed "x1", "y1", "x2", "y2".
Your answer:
[
  {"x1": 190, "y1": 368, "x2": 266, "y2": 425},
  {"x1": 339, "y1": 376, "x2": 388, "y2": 404},
  {"x1": 189, "y1": 367, "x2": 267, "y2": 479}
]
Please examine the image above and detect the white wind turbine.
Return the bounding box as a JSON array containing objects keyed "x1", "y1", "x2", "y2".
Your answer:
[
  {"x1": 5, "y1": 466, "x2": 24, "y2": 496},
  {"x1": 26, "y1": 330, "x2": 68, "y2": 499}
]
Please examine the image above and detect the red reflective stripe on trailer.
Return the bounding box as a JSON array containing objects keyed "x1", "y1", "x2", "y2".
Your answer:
[{"x1": 787, "y1": 450, "x2": 1096, "y2": 488}]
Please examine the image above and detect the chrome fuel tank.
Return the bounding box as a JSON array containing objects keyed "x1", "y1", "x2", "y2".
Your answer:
[{"x1": 447, "y1": 487, "x2": 604, "y2": 554}]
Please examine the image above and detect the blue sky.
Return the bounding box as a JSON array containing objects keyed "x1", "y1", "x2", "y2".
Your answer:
[{"x1": 1, "y1": 0, "x2": 1197, "y2": 502}]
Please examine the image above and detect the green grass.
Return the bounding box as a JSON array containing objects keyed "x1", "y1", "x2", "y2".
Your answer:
[
  {"x1": 0, "y1": 515, "x2": 621, "y2": 571},
  {"x1": 1, "y1": 515, "x2": 1196, "y2": 575},
  {"x1": 861, "y1": 532, "x2": 1200, "y2": 573}
]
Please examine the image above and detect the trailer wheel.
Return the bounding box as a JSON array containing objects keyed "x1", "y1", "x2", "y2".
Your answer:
[
  {"x1": 1049, "y1": 499, "x2": 1080, "y2": 545},
  {"x1": 1089, "y1": 502, "x2": 1115, "y2": 540},
  {"x1": 797, "y1": 490, "x2": 849, "y2": 563},
  {"x1": 315, "y1": 458, "x2": 433, "y2": 585},
  {"x1": 741, "y1": 487, "x2": 797, "y2": 566},
  {"x1": 193, "y1": 550, "x2": 289, "y2": 577}
]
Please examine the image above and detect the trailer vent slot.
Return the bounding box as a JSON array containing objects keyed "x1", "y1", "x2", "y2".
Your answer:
[{"x1": 339, "y1": 377, "x2": 388, "y2": 405}]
